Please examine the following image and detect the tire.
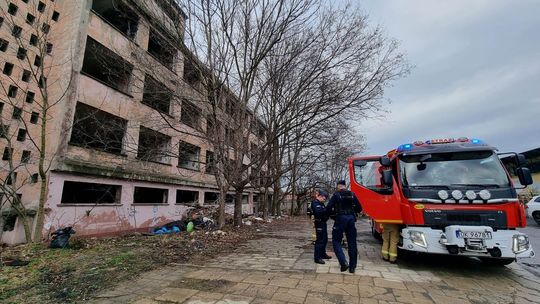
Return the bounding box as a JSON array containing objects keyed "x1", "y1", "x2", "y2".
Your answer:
[
  {"x1": 479, "y1": 257, "x2": 515, "y2": 266},
  {"x1": 532, "y1": 211, "x2": 540, "y2": 225},
  {"x1": 371, "y1": 220, "x2": 382, "y2": 241}
]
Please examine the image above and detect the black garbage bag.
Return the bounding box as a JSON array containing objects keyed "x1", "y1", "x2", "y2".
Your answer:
[{"x1": 49, "y1": 227, "x2": 76, "y2": 249}]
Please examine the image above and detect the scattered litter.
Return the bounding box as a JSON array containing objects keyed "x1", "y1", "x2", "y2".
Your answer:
[{"x1": 49, "y1": 227, "x2": 76, "y2": 249}]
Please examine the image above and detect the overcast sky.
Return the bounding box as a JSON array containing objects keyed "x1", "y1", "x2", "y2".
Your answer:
[{"x1": 356, "y1": 0, "x2": 540, "y2": 155}]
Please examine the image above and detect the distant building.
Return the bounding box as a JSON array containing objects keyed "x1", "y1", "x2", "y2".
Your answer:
[{"x1": 0, "y1": 0, "x2": 268, "y2": 244}]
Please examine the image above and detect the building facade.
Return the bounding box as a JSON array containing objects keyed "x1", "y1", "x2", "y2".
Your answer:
[{"x1": 0, "y1": 0, "x2": 266, "y2": 244}]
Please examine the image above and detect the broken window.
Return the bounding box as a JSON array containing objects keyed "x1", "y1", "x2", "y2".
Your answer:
[
  {"x1": 183, "y1": 58, "x2": 201, "y2": 87},
  {"x1": 205, "y1": 151, "x2": 215, "y2": 174},
  {"x1": 137, "y1": 126, "x2": 171, "y2": 164},
  {"x1": 30, "y1": 173, "x2": 38, "y2": 183},
  {"x1": 41, "y1": 23, "x2": 50, "y2": 34},
  {"x1": 178, "y1": 141, "x2": 200, "y2": 171},
  {"x1": 148, "y1": 29, "x2": 175, "y2": 69},
  {"x1": 30, "y1": 111, "x2": 39, "y2": 124},
  {"x1": 204, "y1": 192, "x2": 218, "y2": 204},
  {"x1": 12, "y1": 25, "x2": 22, "y2": 38},
  {"x1": 6, "y1": 172, "x2": 17, "y2": 185},
  {"x1": 3, "y1": 62, "x2": 13, "y2": 76},
  {"x1": 17, "y1": 47, "x2": 27, "y2": 60},
  {"x1": 37, "y1": 1, "x2": 45, "y2": 13},
  {"x1": 22, "y1": 70, "x2": 31, "y2": 82},
  {"x1": 133, "y1": 187, "x2": 168, "y2": 204},
  {"x1": 2, "y1": 214, "x2": 17, "y2": 232},
  {"x1": 46, "y1": 43, "x2": 53, "y2": 54},
  {"x1": 16, "y1": 129, "x2": 26, "y2": 141},
  {"x1": 81, "y1": 37, "x2": 133, "y2": 93},
  {"x1": 8, "y1": 85, "x2": 18, "y2": 98},
  {"x1": 142, "y1": 74, "x2": 172, "y2": 114},
  {"x1": 8, "y1": 86, "x2": 17, "y2": 98},
  {"x1": 29, "y1": 34, "x2": 37, "y2": 46},
  {"x1": 52, "y1": 11, "x2": 60, "y2": 22},
  {"x1": 26, "y1": 13, "x2": 35, "y2": 24},
  {"x1": 70, "y1": 102, "x2": 127, "y2": 155},
  {"x1": 0, "y1": 124, "x2": 9, "y2": 138},
  {"x1": 206, "y1": 116, "x2": 215, "y2": 136},
  {"x1": 225, "y1": 98, "x2": 235, "y2": 116},
  {"x1": 21, "y1": 150, "x2": 31, "y2": 163},
  {"x1": 91, "y1": 0, "x2": 139, "y2": 39},
  {"x1": 180, "y1": 100, "x2": 201, "y2": 129},
  {"x1": 12, "y1": 106, "x2": 22, "y2": 119},
  {"x1": 8, "y1": 3, "x2": 18, "y2": 16},
  {"x1": 176, "y1": 190, "x2": 198, "y2": 205},
  {"x1": 38, "y1": 76, "x2": 46, "y2": 88},
  {"x1": 0, "y1": 38, "x2": 8, "y2": 52},
  {"x1": 61, "y1": 181, "x2": 121, "y2": 204},
  {"x1": 225, "y1": 194, "x2": 234, "y2": 204},
  {"x1": 34, "y1": 55, "x2": 41, "y2": 66},
  {"x1": 26, "y1": 91, "x2": 35, "y2": 103},
  {"x1": 2, "y1": 147, "x2": 12, "y2": 160}
]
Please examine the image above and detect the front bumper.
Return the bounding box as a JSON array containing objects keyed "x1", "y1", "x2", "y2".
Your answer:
[{"x1": 400, "y1": 225, "x2": 535, "y2": 259}]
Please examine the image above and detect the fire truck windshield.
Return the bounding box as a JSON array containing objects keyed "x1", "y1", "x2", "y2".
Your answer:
[{"x1": 399, "y1": 151, "x2": 511, "y2": 188}]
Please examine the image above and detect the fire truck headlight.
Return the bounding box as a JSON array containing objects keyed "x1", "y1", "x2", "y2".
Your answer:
[
  {"x1": 409, "y1": 231, "x2": 427, "y2": 247},
  {"x1": 465, "y1": 190, "x2": 477, "y2": 200},
  {"x1": 438, "y1": 190, "x2": 449, "y2": 200},
  {"x1": 451, "y1": 190, "x2": 463, "y2": 200},
  {"x1": 513, "y1": 234, "x2": 530, "y2": 254},
  {"x1": 479, "y1": 190, "x2": 491, "y2": 200}
]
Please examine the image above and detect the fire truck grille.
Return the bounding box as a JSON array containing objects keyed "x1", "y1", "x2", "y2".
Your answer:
[{"x1": 423, "y1": 210, "x2": 507, "y2": 229}]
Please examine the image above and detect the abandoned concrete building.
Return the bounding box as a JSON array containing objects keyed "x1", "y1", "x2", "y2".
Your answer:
[{"x1": 0, "y1": 0, "x2": 269, "y2": 244}]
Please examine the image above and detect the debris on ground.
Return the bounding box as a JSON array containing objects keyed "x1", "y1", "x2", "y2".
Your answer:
[{"x1": 0, "y1": 215, "x2": 293, "y2": 303}]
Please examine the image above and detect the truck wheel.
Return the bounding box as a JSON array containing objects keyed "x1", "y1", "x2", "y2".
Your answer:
[
  {"x1": 479, "y1": 257, "x2": 515, "y2": 266},
  {"x1": 532, "y1": 211, "x2": 540, "y2": 225},
  {"x1": 371, "y1": 221, "x2": 382, "y2": 241}
]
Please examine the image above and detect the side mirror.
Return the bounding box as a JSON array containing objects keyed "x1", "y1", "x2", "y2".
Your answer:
[
  {"x1": 353, "y1": 159, "x2": 367, "y2": 167},
  {"x1": 516, "y1": 154, "x2": 528, "y2": 167},
  {"x1": 381, "y1": 169, "x2": 393, "y2": 188},
  {"x1": 380, "y1": 156, "x2": 391, "y2": 167},
  {"x1": 517, "y1": 167, "x2": 533, "y2": 186}
]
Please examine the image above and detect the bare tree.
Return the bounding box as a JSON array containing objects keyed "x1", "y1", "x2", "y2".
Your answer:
[
  {"x1": 0, "y1": 0, "x2": 74, "y2": 242},
  {"x1": 254, "y1": 3, "x2": 409, "y2": 215}
]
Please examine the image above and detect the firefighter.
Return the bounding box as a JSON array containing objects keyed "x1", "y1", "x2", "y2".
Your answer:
[
  {"x1": 326, "y1": 180, "x2": 362, "y2": 273},
  {"x1": 312, "y1": 189, "x2": 331, "y2": 264},
  {"x1": 381, "y1": 223, "x2": 400, "y2": 263}
]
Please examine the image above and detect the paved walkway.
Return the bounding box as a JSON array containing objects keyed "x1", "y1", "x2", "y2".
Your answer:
[{"x1": 93, "y1": 218, "x2": 540, "y2": 304}]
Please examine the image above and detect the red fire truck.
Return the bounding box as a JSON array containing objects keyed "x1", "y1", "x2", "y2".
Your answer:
[{"x1": 349, "y1": 137, "x2": 534, "y2": 265}]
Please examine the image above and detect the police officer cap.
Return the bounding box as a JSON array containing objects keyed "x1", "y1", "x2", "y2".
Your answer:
[
  {"x1": 318, "y1": 189, "x2": 329, "y2": 198},
  {"x1": 337, "y1": 180, "x2": 346, "y2": 186}
]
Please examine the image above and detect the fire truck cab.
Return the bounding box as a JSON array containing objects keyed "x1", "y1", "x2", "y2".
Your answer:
[{"x1": 349, "y1": 137, "x2": 535, "y2": 265}]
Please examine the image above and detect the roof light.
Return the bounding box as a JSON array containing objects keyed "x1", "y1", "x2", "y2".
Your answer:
[
  {"x1": 471, "y1": 139, "x2": 481, "y2": 144},
  {"x1": 397, "y1": 143, "x2": 413, "y2": 152},
  {"x1": 414, "y1": 141, "x2": 424, "y2": 146},
  {"x1": 457, "y1": 137, "x2": 469, "y2": 142}
]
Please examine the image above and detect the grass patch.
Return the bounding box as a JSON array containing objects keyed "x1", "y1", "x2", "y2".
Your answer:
[{"x1": 0, "y1": 218, "x2": 283, "y2": 303}]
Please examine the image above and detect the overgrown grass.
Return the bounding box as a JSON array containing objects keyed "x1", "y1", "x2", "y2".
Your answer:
[{"x1": 0, "y1": 219, "x2": 279, "y2": 303}]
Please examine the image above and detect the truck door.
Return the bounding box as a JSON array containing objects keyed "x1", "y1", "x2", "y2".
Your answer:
[{"x1": 349, "y1": 156, "x2": 402, "y2": 223}]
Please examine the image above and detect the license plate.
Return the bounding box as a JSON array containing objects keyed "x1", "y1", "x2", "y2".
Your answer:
[{"x1": 457, "y1": 231, "x2": 492, "y2": 239}]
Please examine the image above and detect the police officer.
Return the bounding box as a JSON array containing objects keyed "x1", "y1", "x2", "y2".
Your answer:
[
  {"x1": 326, "y1": 180, "x2": 362, "y2": 273},
  {"x1": 312, "y1": 189, "x2": 331, "y2": 264}
]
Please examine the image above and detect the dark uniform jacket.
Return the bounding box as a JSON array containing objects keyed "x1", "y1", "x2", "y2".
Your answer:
[
  {"x1": 311, "y1": 199, "x2": 328, "y2": 223},
  {"x1": 326, "y1": 190, "x2": 362, "y2": 218}
]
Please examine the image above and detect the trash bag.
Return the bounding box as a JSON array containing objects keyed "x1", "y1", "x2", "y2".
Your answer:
[
  {"x1": 49, "y1": 227, "x2": 76, "y2": 249},
  {"x1": 186, "y1": 221, "x2": 194, "y2": 233}
]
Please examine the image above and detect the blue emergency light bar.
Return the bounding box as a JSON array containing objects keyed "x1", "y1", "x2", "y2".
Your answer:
[{"x1": 396, "y1": 137, "x2": 484, "y2": 152}]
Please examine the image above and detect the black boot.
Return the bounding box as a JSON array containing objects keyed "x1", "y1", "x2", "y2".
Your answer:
[
  {"x1": 349, "y1": 268, "x2": 355, "y2": 274},
  {"x1": 323, "y1": 254, "x2": 332, "y2": 259},
  {"x1": 315, "y1": 259, "x2": 326, "y2": 264},
  {"x1": 340, "y1": 264, "x2": 349, "y2": 272}
]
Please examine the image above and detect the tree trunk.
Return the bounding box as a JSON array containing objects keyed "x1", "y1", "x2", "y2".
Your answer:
[
  {"x1": 234, "y1": 190, "x2": 243, "y2": 226},
  {"x1": 218, "y1": 184, "x2": 227, "y2": 229}
]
